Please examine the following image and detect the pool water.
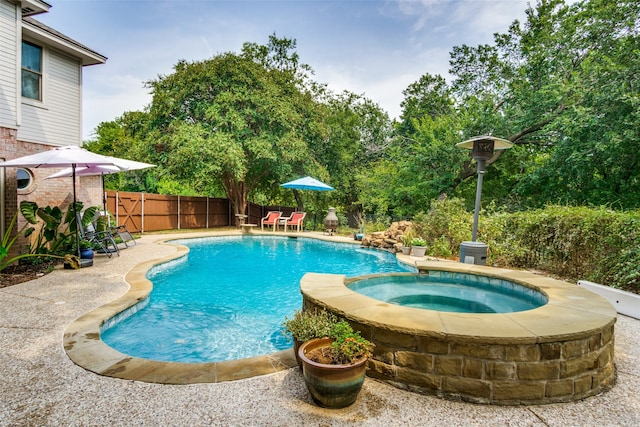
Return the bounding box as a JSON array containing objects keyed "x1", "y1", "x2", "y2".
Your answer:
[
  {"x1": 101, "y1": 236, "x2": 414, "y2": 363},
  {"x1": 348, "y1": 273, "x2": 548, "y2": 313}
]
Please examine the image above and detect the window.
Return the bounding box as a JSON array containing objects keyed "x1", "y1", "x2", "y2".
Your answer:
[
  {"x1": 22, "y1": 41, "x2": 42, "y2": 100},
  {"x1": 17, "y1": 168, "x2": 33, "y2": 190}
]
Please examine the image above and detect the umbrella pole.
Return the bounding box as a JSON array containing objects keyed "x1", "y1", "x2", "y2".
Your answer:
[
  {"x1": 102, "y1": 173, "x2": 106, "y2": 213},
  {"x1": 73, "y1": 164, "x2": 80, "y2": 258}
]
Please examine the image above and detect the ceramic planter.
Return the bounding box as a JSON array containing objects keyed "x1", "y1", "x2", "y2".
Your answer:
[
  {"x1": 412, "y1": 245, "x2": 427, "y2": 257},
  {"x1": 401, "y1": 246, "x2": 411, "y2": 255},
  {"x1": 298, "y1": 337, "x2": 367, "y2": 408},
  {"x1": 293, "y1": 338, "x2": 303, "y2": 368},
  {"x1": 80, "y1": 248, "x2": 94, "y2": 259}
]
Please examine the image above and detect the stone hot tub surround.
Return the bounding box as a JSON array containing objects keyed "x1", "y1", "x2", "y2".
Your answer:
[{"x1": 300, "y1": 261, "x2": 617, "y2": 405}]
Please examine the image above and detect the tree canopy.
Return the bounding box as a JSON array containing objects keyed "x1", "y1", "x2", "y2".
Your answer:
[
  {"x1": 142, "y1": 36, "x2": 326, "y2": 215},
  {"x1": 362, "y1": 0, "x2": 640, "y2": 217},
  {"x1": 85, "y1": 0, "x2": 640, "y2": 225}
]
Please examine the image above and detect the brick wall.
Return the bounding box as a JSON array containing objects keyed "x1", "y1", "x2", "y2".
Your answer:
[
  {"x1": 0, "y1": 127, "x2": 18, "y2": 230},
  {"x1": 1, "y1": 126, "x2": 102, "y2": 256}
]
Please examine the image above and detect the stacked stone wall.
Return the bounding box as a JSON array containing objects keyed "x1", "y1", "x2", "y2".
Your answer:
[{"x1": 304, "y1": 299, "x2": 616, "y2": 405}]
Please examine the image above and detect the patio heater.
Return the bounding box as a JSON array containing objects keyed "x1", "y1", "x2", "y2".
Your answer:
[{"x1": 456, "y1": 136, "x2": 513, "y2": 265}]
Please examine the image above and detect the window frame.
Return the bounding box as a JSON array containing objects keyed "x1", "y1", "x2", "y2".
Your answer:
[
  {"x1": 16, "y1": 168, "x2": 34, "y2": 191},
  {"x1": 21, "y1": 40, "x2": 43, "y2": 102}
]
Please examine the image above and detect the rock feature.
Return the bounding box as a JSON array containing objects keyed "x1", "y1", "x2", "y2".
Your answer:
[{"x1": 360, "y1": 221, "x2": 412, "y2": 252}]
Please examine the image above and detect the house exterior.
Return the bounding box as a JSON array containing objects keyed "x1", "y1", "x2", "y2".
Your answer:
[{"x1": 0, "y1": 0, "x2": 106, "y2": 248}]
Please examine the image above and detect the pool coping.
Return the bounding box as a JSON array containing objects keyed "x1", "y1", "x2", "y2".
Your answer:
[
  {"x1": 62, "y1": 231, "x2": 363, "y2": 384},
  {"x1": 301, "y1": 261, "x2": 617, "y2": 344}
]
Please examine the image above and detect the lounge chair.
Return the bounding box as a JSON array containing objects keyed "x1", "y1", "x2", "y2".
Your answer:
[
  {"x1": 96, "y1": 211, "x2": 135, "y2": 247},
  {"x1": 109, "y1": 224, "x2": 135, "y2": 246},
  {"x1": 77, "y1": 213, "x2": 120, "y2": 257},
  {"x1": 261, "y1": 211, "x2": 282, "y2": 231},
  {"x1": 283, "y1": 212, "x2": 306, "y2": 232}
]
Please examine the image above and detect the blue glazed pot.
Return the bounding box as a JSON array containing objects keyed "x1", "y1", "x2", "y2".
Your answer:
[{"x1": 80, "y1": 248, "x2": 94, "y2": 259}]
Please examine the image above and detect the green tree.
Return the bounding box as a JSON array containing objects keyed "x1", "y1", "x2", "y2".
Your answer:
[
  {"x1": 383, "y1": 0, "x2": 640, "y2": 216},
  {"x1": 312, "y1": 91, "x2": 392, "y2": 220},
  {"x1": 144, "y1": 36, "x2": 323, "y2": 216},
  {"x1": 397, "y1": 73, "x2": 454, "y2": 136},
  {"x1": 84, "y1": 111, "x2": 163, "y2": 194},
  {"x1": 361, "y1": 112, "x2": 469, "y2": 218},
  {"x1": 449, "y1": 0, "x2": 640, "y2": 208},
  {"x1": 512, "y1": 0, "x2": 640, "y2": 207}
]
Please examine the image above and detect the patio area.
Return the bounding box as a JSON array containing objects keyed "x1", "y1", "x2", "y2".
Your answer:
[{"x1": 1, "y1": 231, "x2": 639, "y2": 426}]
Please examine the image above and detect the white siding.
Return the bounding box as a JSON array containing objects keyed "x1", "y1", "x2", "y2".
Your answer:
[
  {"x1": 19, "y1": 47, "x2": 82, "y2": 146},
  {"x1": 0, "y1": 0, "x2": 18, "y2": 128}
]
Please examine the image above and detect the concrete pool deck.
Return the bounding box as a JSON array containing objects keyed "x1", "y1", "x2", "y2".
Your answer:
[{"x1": 1, "y1": 230, "x2": 640, "y2": 425}]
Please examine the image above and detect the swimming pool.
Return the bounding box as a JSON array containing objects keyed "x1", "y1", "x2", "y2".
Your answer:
[{"x1": 101, "y1": 235, "x2": 414, "y2": 363}]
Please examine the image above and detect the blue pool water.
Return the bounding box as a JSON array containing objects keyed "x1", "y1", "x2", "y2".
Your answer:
[
  {"x1": 101, "y1": 236, "x2": 414, "y2": 363},
  {"x1": 348, "y1": 273, "x2": 547, "y2": 313}
]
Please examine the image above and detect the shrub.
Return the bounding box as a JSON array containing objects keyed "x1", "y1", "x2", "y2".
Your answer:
[
  {"x1": 1, "y1": 208, "x2": 77, "y2": 271},
  {"x1": 430, "y1": 235, "x2": 453, "y2": 258},
  {"x1": 412, "y1": 197, "x2": 471, "y2": 258},
  {"x1": 483, "y1": 206, "x2": 640, "y2": 293},
  {"x1": 0, "y1": 210, "x2": 47, "y2": 271},
  {"x1": 282, "y1": 310, "x2": 374, "y2": 364},
  {"x1": 410, "y1": 201, "x2": 640, "y2": 293},
  {"x1": 400, "y1": 230, "x2": 414, "y2": 246},
  {"x1": 329, "y1": 320, "x2": 375, "y2": 364},
  {"x1": 411, "y1": 237, "x2": 427, "y2": 247},
  {"x1": 281, "y1": 309, "x2": 337, "y2": 343}
]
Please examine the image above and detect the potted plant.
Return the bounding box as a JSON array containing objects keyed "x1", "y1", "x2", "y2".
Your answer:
[
  {"x1": 411, "y1": 237, "x2": 427, "y2": 257},
  {"x1": 282, "y1": 309, "x2": 337, "y2": 367},
  {"x1": 353, "y1": 212, "x2": 365, "y2": 241},
  {"x1": 400, "y1": 230, "x2": 414, "y2": 255},
  {"x1": 78, "y1": 239, "x2": 95, "y2": 260},
  {"x1": 298, "y1": 319, "x2": 375, "y2": 408}
]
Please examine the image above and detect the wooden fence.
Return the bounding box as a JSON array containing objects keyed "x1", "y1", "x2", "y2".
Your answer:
[{"x1": 105, "y1": 191, "x2": 295, "y2": 233}]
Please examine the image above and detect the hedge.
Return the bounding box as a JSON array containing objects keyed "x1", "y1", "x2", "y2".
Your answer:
[{"x1": 413, "y1": 199, "x2": 640, "y2": 294}]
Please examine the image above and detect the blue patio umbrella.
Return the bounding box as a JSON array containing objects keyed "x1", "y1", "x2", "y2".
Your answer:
[
  {"x1": 281, "y1": 176, "x2": 334, "y2": 227},
  {"x1": 280, "y1": 176, "x2": 334, "y2": 191}
]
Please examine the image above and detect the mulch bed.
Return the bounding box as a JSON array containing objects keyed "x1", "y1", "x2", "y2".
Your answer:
[{"x1": 0, "y1": 261, "x2": 58, "y2": 289}]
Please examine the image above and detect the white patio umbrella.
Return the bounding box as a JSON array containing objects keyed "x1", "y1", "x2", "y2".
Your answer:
[
  {"x1": 0, "y1": 146, "x2": 124, "y2": 258},
  {"x1": 46, "y1": 157, "x2": 155, "y2": 211}
]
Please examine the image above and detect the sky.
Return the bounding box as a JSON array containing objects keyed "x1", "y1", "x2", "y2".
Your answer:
[{"x1": 36, "y1": 0, "x2": 532, "y2": 140}]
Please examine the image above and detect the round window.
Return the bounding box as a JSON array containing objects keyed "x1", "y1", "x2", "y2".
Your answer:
[{"x1": 17, "y1": 168, "x2": 33, "y2": 190}]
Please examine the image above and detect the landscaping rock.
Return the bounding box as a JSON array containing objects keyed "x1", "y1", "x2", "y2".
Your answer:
[{"x1": 361, "y1": 221, "x2": 413, "y2": 252}]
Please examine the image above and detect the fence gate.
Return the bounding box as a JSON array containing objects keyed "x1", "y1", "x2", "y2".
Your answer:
[{"x1": 106, "y1": 192, "x2": 143, "y2": 232}]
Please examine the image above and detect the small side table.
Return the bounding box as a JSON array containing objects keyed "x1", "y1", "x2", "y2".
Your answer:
[{"x1": 235, "y1": 214, "x2": 248, "y2": 227}]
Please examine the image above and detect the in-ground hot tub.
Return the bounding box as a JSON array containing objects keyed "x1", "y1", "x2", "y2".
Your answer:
[
  {"x1": 348, "y1": 271, "x2": 548, "y2": 314},
  {"x1": 300, "y1": 261, "x2": 617, "y2": 405}
]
